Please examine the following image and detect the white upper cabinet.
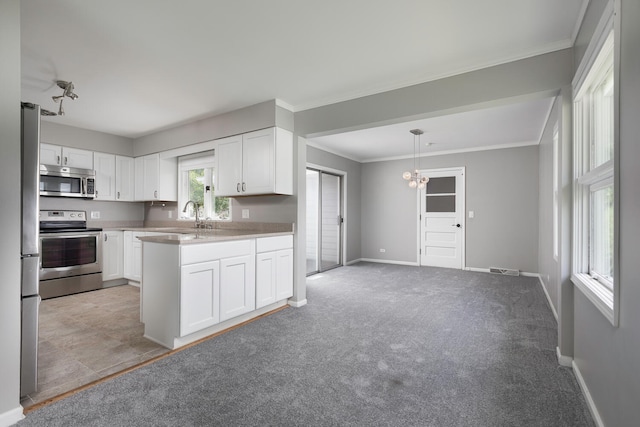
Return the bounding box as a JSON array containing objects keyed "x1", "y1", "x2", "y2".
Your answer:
[
  {"x1": 40, "y1": 143, "x2": 62, "y2": 166},
  {"x1": 115, "y1": 155, "x2": 135, "y2": 201},
  {"x1": 134, "y1": 153, "x2": 177, "y2": 201},
  {"x1": 215, "y1": 135, "x2": 243, "y2": 196},
  {"x1": 94, "y1": 152, "x2": 116, "y2": 201},
  {"x1": 40, "y1": 143, "x2": 94, "y2": 170},
  {"x1": 215, "y1": 127, "x2": 293, "y2": 197}
]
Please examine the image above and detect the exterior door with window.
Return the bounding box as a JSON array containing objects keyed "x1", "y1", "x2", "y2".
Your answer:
[{"x1": 420, "y1": 168, "x2": 465, "y2": 269}]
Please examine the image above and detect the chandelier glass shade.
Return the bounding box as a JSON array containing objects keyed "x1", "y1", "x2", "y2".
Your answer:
[{"x1": 402, "y1": 129, "x2": 429, "y2": 189}]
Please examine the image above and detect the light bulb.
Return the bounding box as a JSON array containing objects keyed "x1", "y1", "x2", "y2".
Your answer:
[
  {"x1": 409, "y1": 180, "x2": 417, "y2": 188},
  {"x1": 418, "y1": 182, "x2": 426, "y2": 189},
  {"x1": 402, "y1": 171, "x2": 412, "y2": 180},
  {"x1": 423, "y1": 177, "x2": 429, "y2": 184}
]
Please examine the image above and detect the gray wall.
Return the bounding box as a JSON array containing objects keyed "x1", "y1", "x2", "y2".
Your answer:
[
  {"x1": 0, "y1": 0, "x2": 23, "y2": 420},
  {"x1": 41, "y1": 121, "x2": 134, "y2": 156},
  {"x1": 295, "y1": 49, "x2": 573, "y2": 138},
  {"x1": 570, "y1": 1, "x2": 640, "y2": 425},
  {"x1": 306, "y1": 146, "x2": 362, "y2": 264},
  {"x1": 537, "y1": 96, "x2": 562, "y2": 314},
  {"x1": 133, "y1": 100, "x2": 283, "y2": 156},
  {"x1": 361, "y1": 146, "x2": 539, "y2": 272}
]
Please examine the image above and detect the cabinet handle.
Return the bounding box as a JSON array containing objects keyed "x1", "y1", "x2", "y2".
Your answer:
[
  {"x1": 117, "y1": 191, "x2": 120, "y2": 199},
  {"x1": 95, "y1": 190, "x2": 98, "y2": 198},
  {"x1": 64, "y1": 156, "x2": 68, "y2": 165},
  {"x1": 104, "y1": 234, "x2": 108, "y2": 242},
  {"x1": 237, "y1": 183, "x2": 241, "y2": 193},
  {"x1": 57, "y1": 155, "x2": 61, "y2": 165},
  {"x1": 154, "y1": 190, "x2": 158, "y2": 199},
  {"x1": 242, "y1": 182, "x2": 246, "y2": 192}
]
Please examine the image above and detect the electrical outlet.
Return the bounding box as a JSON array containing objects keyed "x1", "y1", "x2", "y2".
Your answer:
[
  {"x1": 242, "y1": 209, "x2": 250, "y2": 219},
  {"x1": 468, "y1": 211, "x2": 474, "y2": 218},
  {"x1": 90, "y1": 211, "x2": 100, "y2": 219},
  {"x1": 168, "y1": 211, "x2": 172, "y2": 219},
  {"x1": 379, "y1": 248, "x2": 386, "y2": 253}
]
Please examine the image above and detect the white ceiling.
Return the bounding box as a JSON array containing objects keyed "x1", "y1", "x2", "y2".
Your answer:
[{"x1": 21, "y1": 0, "x2": 586, "y2": 157}]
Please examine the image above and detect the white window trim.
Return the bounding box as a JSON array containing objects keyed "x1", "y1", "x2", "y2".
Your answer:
[
  {"x1": 178, "y1": 151, "x2": 230, "y2": 222},
  {"x1": 571, "y1": 0, "x2": 619, "y2": 327}
]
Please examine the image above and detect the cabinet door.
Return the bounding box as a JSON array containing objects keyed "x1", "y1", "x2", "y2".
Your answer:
[
  {"x1": 115, "y1": 156, "x2": 135, "y2": 201},
  {"x1": 215, "y1": 135, "x2": 243, "y2": 196},
  {"x1": 63, "y1": 147, "x2": 94, "y2": 169},
  {"x1": 40, "y1": 143, "x2": 62, "y2": 166},
  {"x1": 94, "y1": 152, "x2": 116, "y2": 200},
  {"x1": 256, "y1": 252, "x2": 277, "y2": 309},
  {"x1": 142, "y1": 154, "x2": 159, "y2": 200},
  {"x1": 180, "y1": 260, "x2": 220, "y2": 336},
  {"x1": 102, "y1": 231, "x2": 124, "y2": 281},
  {"x1": 124, "y1": 231, "x2": 144, "y2": 282},
  {"x1": 220, "y1": 254, "x2": 255, "y2": 321},
  {"x1": 242, "y1": 128, "x2": 274, "y2": 195},
  {"x1": 275, "y1": 248, "x2": 294, "y2": 300},
  {"x1": 132, "y1": 239, "x2": 142, "y2": 282}
]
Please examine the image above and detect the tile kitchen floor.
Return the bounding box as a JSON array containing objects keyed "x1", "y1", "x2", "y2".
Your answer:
[{"x1": 20, "y1": 285, "x2": 170, "y2": 409}]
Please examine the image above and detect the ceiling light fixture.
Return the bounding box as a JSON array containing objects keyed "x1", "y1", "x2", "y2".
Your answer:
[
  {"x1": 402, "y1": 129, "x2": 429, "y2": 189},
  {"x1": 51, "y1": 80, "x2": 78, "y2": 116}
]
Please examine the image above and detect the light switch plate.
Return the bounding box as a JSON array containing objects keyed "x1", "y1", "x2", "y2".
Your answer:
[
  {"x1": 468, "y1": 211, "x2": 474, "y2": 218},
  {"x1": 90, "y1": 211, "x2": 100, "y2": 219},
  {"x1": 242, "y1": 209, "x2": 250, "y2": 219}
]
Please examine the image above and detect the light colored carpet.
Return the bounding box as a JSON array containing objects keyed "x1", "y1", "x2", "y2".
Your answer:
[{"x1": 19, "y1": 263, "x2": 594, "y2": 426}]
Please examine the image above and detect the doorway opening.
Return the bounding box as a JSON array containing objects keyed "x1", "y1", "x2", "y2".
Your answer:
[
  {"x1": 419, "y1": 167, "x2": 466, "y2": 269},
  {"x1": 306, "y1": 168, "x2": 344, "y2": 275}
]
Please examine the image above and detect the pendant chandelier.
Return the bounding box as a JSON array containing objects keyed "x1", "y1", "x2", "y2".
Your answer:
[{"x1": 402, "y1": 129, "x2": 429, "y2": 189}]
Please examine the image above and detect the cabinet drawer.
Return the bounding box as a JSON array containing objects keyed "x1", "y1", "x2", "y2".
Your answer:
[
  {"x1": 256, "y1": 235, "x2": 293, "y2": 253},
  {"x1": 181, "y1": 239, "x2": 253, "y2": 265}
]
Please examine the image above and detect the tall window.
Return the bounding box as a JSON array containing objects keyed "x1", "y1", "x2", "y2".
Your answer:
[
  {"x1": 573, "y1": 28, "x2": 616, "y2": 325},
  {"x1": 178, "y1": 151, "x2": 230, "y2": 221}
]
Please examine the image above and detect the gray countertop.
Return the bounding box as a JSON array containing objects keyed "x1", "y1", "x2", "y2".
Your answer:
[
  {"x1": 136, "y1": 228, "x2": 293, "y2": 245},
  {"x1": 107, "y1": 222, "x2": 294, "y2": 245}
]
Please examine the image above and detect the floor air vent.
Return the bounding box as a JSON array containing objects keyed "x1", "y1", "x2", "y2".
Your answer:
[{"x1": 489, "y1": 267, "x2": 520, "y2": 276}]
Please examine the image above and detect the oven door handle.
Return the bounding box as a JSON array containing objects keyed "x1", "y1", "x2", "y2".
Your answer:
[{"x1": 41, "y1": 233, "x2": 101, "y2": 239}]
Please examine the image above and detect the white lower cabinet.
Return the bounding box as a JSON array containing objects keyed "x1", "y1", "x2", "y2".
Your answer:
[
  {"x1": 180, "y1": 260, "x2": 220, "y2": 336},
  {"x1": 256, "y1": 235, "x2": 294, "y2": 309},
  {"x1": 142, "y1": 235, "x2": 292, "y2": 349},
  {"x1": 220, "y1": 254, "x2": 255, "y2": 321},
  {"x1": 123, "y1": 231, "x2": 145, "y2": 282},
  {"x1": 102, "y1": 231, "x2": 124, "y2": 281}
]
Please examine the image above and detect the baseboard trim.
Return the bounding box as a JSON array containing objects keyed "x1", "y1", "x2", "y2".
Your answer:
[
  {"x1": 345, "y1": 259, "x2": 361, "y2": 266},
  {"x1": 288, "y1": 299, "x2": 307, "y2": 308},
  {"x1": 465, "y1": 267, "x2": 539, "y2": 277},
  {"x1": 572, "y1": 360, "x2": 605, "y2": 427},
  {"x1": 0, "y1": 406, "x2": 24, "y2": 427},
  {"x1": 556, "y1": 346, "x2": 573, "y2": 367},
  {"x1": 358, "y1": 258, "x2": 419, "y2": 266},
  {"x1": 538, "y1": 275, "x2": 559, "y2": 321}
]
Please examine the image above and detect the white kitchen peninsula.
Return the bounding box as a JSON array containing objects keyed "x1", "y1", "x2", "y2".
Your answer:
[{"x1": 138, "y1": 224, "x2": 294, "y2": 349}]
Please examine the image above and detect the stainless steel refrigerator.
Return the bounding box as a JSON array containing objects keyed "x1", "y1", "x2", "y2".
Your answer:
[{"x1": 21, "y1": 102, "x2": 41, "y2": 397}]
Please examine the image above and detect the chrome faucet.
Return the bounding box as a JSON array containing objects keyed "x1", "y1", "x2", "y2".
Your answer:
[{"x1": 182, "y1": 200, "x2": 200, "y2": 227}]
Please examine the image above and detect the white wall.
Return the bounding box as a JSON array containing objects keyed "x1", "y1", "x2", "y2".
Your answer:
[
  {"x1": 570, "y1": 1, "x2": 640, "y2": 425},
  {"x1": 0, "y1": 1, "x2": 25, "y2": 425},
  {"x1": 361, "y1": 146, "x2": 539, "y2": 272}
]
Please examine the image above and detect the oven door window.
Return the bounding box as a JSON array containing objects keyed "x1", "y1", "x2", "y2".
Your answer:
[
  {"x1": 41, "y1": 235, "x2": 97, "y2": 268},
  {"x1": 40, "y1": 175, "x2": 82, "y2": 194}
]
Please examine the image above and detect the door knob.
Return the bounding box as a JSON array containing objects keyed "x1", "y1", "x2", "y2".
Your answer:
[{"x1": 456, "y1": 223, "x2": 461, "y2": 228}]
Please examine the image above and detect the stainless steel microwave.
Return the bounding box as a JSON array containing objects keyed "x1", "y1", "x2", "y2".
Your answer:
[{"x1": 39, "y1": 165, "x2": 96, "y2": 199}]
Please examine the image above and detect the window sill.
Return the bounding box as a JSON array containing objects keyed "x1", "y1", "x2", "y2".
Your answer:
[{"x1": 571, "y1": 273, "x2": 617, "y2": 326}]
